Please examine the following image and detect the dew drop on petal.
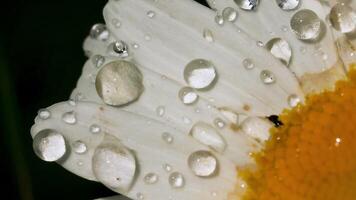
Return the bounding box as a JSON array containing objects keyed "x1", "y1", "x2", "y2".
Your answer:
[
  {"x1": 111, "y1": 18, "x2": 121, "y2": 28},
  {"x1": 92, "y1": 135, "x2": 136, "y2": 192},
  {"x1": 90, "y1": 23, "x2": 109, "y2": 41},
  {"x1": 276, "y1": 0, "x2": 300, "y2": 11},
  {"x1": 329, "y1": 3, "x2": 356, "y2": 33},
  {"x1": 265, "y1": 38, "x2": 292, "y2": 66},
  {"x1": 184, "y1": 59, "x2": 217, "y2": 90},
  {"x1": 92, "y1": 55, "x2": 106, "y2": 68},
  {"x1": 147, "y1": 10, "x2": 156, "y2": 18},
  {"x1": 38, "y1": 109, "x2": 51, "y2": 120},
  {"x1": 219, "y1": 107, "x2": 239, "y2": 125},
  {"x1": 111, "y1": 41, "x2": 129, "y2": 58},
  {"x1": 214, "y1": 14, "x2": 225, "y2": 26},
  {"x1": 95, "y1": 60, "x2": 144, "y2": 106},
  {"x1": 189, "y1": 122, "x2": 226, "y2": 153},
  {"x1": 163, "y1": 164, "x2": 172, "y2": 172},
  {"x1": 222, "y1": 7, "x2": 238, "y2": 22},
  {"x1": 33, "y1": 129, "x2": 66, "y2": 162},
  {"x1": 162, "y1": 132, "x2": 174, "y2": 144},
  {"x1": 144, "y1": 173, "x2": 159, "y2": 184},
  {"x1": 290, "y1": 9, "x2": 321, "y2": 41},
  {"x1": 288, "y1": 94, "x2": 301, "y2": 107},
  {"x1": 260, "y1": 70, "x2": 276, "y2": 84},
  {"x1": 242, "y1": 58, "x2": 255, "y2": 70},
  {"x1": 136, "y1": 193, "x2": 144, "y2": 200},
  {"x1": 214, "y1": 118, "x2": 226, "y2": 129},
  {"x1": 178, "y1": 87, "x2": 199, "y2": 105},
  {"x1": 188, "y1": 150, "x2": 218, "y2": 177},
  {"x1": 241, "y1": 117, "x2": 273, "y2": 141},
  {"x1": 62, "y1": 111, "x2": 77, "y2": 125},
  {"x1": 72, "y1": 140, "x2": 87, "y2": 154},
  {"x1": 90, "y1": 124, "x2": 101, "y2": 134},
  {"x1": 156, "y1": 106, "x2": 165, "y2": 117},
  {"x1": 234, "y1": 0, "x2": 259, "y2": 11},
  {"x1": 169, "y1": 172, "x2": 185, "y2": 188},
  {"x1": 203, "y1": 29, "x2": 214, "y2": 43}
]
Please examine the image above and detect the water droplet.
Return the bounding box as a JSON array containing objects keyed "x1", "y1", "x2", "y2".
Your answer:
[
  {"x1": 219, "y1": 107, "x2": 239, "y2": 124},
  {"x1": 214, "y1": 118, "x2": 226, "y2": 129},
  {"x1": 256, "y1": 41, "x2": 264, "y2": 47},
  {"x1": 92, "y1": 55, "x2": 106, "y2": 68},
  {"x1": 184, "y1": 59, "x2": 217, "y2": 89},
  {"x1": 132, "y1": 43, "x2": 140, "y2": 49},
  {"x1": 178, "y1": 87, "x2": 199, "y2": 105},
  {"x1": 38, "y1": 109, "x2": 51, "y2": 120},
  {"x1": 189, "y1": 122, "x2": 226, "y2": 153},
  {"x1": 33, "y1": 129, "x2": 66, "y2": 162},
  {"x1": 234, "y1": 0, "x2": 259, "y2": 11},
  {"x1": 222, "y1": 7, "x2": 238, "y2": 22},
  {"x1": 111, "y1": 18, "x2": 121, "y2": 28},
  {"x1": 329, "y1": 3, "x2": 356, "y2": 33},
  {"x1": 242, "y1": 58, "x2": 255, "y2": 70},
  {"x1": 188, "y1": 150, "x2": 218, "y2": 177},
  {"x1": 62, "y1": 111, "x2": 77, "y2": 125},
  {"x1": 147, "y1": 10, "x2": 156, "y2": 18},
  {"x1": 163, "y1": 164, "x2": 172, "y2": 172},
  {"x1": 90, "y1": 124, "x2": 101, "y2": 134},
  {"x1": 214, "y1": 14, "x2": 225, "y2": 26},
  {"x1": 162, "y1": 132, "x2": 174, "y2": 144},
  {"x1": 169, "y1": 172, "x2": 185, "y2": 188},
  {"x1": 288, "y1": 94, "x2": 301, "y2": 107},
  {"x1": 265, "y1": 38, "x2": 292, "y2": 66},
  {"x1": 136, "y1": 193, "x2": 144, "y2": 200},
  {"x1": 203, "y1": 29, "x2": 214, "y2": 43},
  {"x1": 260, "y1": 70, "x2": 276, "y2": 84},
  {"x1": 95, "y1": 60, "x2": 144, "y2": 106},
  {"x1": 72, "y1": 140, "x2": 87, "y2": 154},
  {"x1": 90, "y1": 23, "x2": 109, "y2": 41},
  {"x1": 276, "y1": 0, "x2": 300, "y2": 10},
  {"x1": 156, "y1": 106, "x2": 165, "y2": 117},
  {"x1": 111, "y1": 41, "x2": 129, "y2": 58},
  {"x1": 92, "y1": 135, "x2": 136, "y2": 192},
  {"x1": 144, "y1": 173, "x2": 159, "y2": 184},
  {"x1": 290, "y1": 9, "x2": 321, "y2": 41}
]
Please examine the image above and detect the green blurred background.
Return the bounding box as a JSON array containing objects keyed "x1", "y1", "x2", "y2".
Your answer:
[{"x1": 0, "y1": 0, "x2": 208, "y2": 199}]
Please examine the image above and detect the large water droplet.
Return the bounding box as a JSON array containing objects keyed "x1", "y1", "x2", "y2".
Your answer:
[
  {"x1": 290, "y1": 9, "x2": 321, "y2": 41},
  {"x1": 92, "y1": 135, "x2": 136, "y2": 192},
  {"x1": 188, "y1": 150, "x2": 218, "y2": 177},
  {"x1": 33, "y1": 129, "x2": 66, "y2": 162},
  {"x1": 260, "y1": 70, "x2": 276, "y2": 84},
  {"x1": 222, "y1": 7, "x2": 238, "y2": 22},
  {"x1": 169, "y1": 172, "x2": 185, "y2": 188},
  {"x1": 189, "y1": 122, "x2": 226, "y2": 153},
  {"x1": 62, "y1": 111, "x2": 77, "y2": 125},
  {"x1": 90, "y1": 23, "x2": 109, "y2": 41},
  {"x1": 184, "y1": 59, "x2": 217, "y2": 90},
  {"x1": 38, "y1": 109, "x2": 51, "y2": 120},
  {"x1": 234, "y1": 0, "x2": 259, "y2": 11},
  {"x1": 329, "y1": 3, "x2": 356, "y2": 33},
  {"x1": 143, "y1": 173, "x2": 159, "y2": 184},
  {"x1": 178, "y1": 87, "x2": 199, "y2": 105},
  {"x1": 96, "y1": 60, "x2": 144, "y2": 106},
  {"x1": 72, "y1": 140, "x2": 87, "y2": 154},
  {"x1": 276, "y1": 0, "x2": 300, "y2": 11},
  {"x1": 265, "y1": 38, "x2": 292, "y2": 66}
]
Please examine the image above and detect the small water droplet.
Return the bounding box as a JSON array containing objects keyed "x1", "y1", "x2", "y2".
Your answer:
[
  {"x1": 276, "y1": 0, "x2": 300, "y2": 11},
  {"x1": 72, "y1": 140, "x2": 87, "y2": 154},
  {"x1": 288, "y1": 94, "x2": 301, "y2": 107},
  {"x1": 265, "y1": 38, "x2": 292, "y2": 66},
  {"x1": 219, "y1": 107, "x2": 239, "y2": 124},
  {"x1": 203, "y1": 29, "x2": 214, "y2": 43},
  {"x1": 90, "y1": 124, "x2": 101, "y2": 134},
  {"x1": 242, "y1": 58, "x2": 254, "y2": 70},
  {"x1": 189, "y1": 122, "x2": 226, "y2": 153},
  {"x1": 111, "y1": 41, "x2": 129, "y2": 58},
  {"x1": 92, "y1": 55, "x2": 106, "y2": 68},
  {"x1": 329, "y1": 3, "x2": 356, "y2": 33},
  {"x1": 178, "y1": 87, "x2": 199, "y2": 105},
  {"x1": 163, "y1": 164, "x2": 172, "y2": 172},
  {"x1": 260, "y1": 70, "x2": 276, "y2": 84},
  {"x1": 214, "y1": 118, "x2": 226, "y2": 129},
  {"x1": 162, "y1": 132, "x2": 174, "y2": 144},
  {"x1": 136, "y1": 193, "x2": 144, "y2": 200},
  {"x1": 144, "y1": 34, "x2": 152, "y2": 41},
  {"x1": 184, "y1": 59, "x2": 217, "y2": 89},
  {"x1": 90, "y1": 23, "x2": 109, "y2": 41},
  {"x1": 156, "y1": 106, "x2": 165, "y2": 117},
  {"x1": 183, "y1": 117, "x2": 192, "y2": 124},
  {"x1": 33, "y1": 129, "x2": 66, "y2": 162},
  {"x1": 169, "y1": 172, "x2": 185, "y2": 188},
  {"x1": 62, "y1": 111, "x2": 77, "y2": 125},
  {"x1": 38, "y1": 109, "x2": 51, "y2": 120},
  {"x1": 144, "y1": 173, "x2": 159, "y2": 184},
  {"x1": 290, "y1": 9, "x2": 321, "y2": 41},
  {"x1": 256, "y1": 41, "x2": 264, "y2": 47},
  {"x1": 214, "y1": 14, "x2": 225, "y2": 26},
  {"x1": 111, "y1": 18, "x2": 121, "y2": 28},
  {"x1": 147, "y1": 10, "x2": 156, "y2": 18},
  {"x1": 132, "y1": 43, "x2": 140, "y2": 49},
  {"x1": 188, "y1": 150, "x2": 218, "y2": 177},
  {"x1": 234, "y1": 0, "x2": 259, "y2": 11},
  {"x1": 222, "y1": 7, "x2": 238, "y2": 22}
]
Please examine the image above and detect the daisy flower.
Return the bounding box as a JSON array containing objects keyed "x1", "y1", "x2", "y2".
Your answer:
[{"x1": 30, "y1": 0, "x2": 356, "y2": 199}]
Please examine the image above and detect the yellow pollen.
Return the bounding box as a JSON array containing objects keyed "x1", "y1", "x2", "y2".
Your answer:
[{"x1": 240, "y1": 64, "x2": 356, "y2": 200}]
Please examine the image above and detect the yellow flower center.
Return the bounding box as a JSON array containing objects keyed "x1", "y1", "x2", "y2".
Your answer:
[{"x1": 240, "y1": 64, "x2": 356, "y2": 200}]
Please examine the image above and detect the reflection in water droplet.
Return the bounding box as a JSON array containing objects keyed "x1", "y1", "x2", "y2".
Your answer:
[
  {"x1": 189, "y1": 122, "x2": 226, "y2": 153},
  {"x1": 62, "y1": 111, "x2": 77, "y2": 125},
  {"x1": 33, "y1": 129, "x2": 66, "y2": 162},
  {"x1": 184, "y1": 59, "x2": 217, "y2": 89},
  {"x1": 290, "y1": 9, "x2": 321, "y2": 41},
  {"x1": 188, "y1": 150, "x2": 218, "y2": 177},
  {"x1": 169, "y1": 172, "x2": 185, "y2": 188}
]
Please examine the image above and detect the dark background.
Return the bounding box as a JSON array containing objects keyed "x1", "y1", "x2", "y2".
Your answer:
[{"x1": 0, "y1": 0, "x2": 208, "y2": 199}]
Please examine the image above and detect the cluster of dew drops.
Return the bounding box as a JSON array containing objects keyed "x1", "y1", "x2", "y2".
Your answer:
[{"x1": 33, "y1": 0, "x2": 355, "y2": 199}]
